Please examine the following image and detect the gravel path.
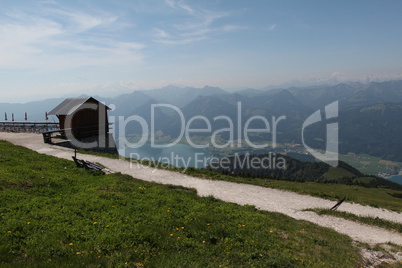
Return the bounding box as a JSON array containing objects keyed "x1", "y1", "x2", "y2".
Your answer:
[{"x1": 1, "y1": 132, "x2": 402, "y2": 246}]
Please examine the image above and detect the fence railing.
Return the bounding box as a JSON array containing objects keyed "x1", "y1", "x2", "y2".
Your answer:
[{"x1": 0, "y1": 122, "x2": 60, "y2": 133}]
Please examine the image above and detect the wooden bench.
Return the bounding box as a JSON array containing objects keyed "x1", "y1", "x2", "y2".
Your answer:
[
  {"x1": 42, "y1": 129, "x2": 65, "y2": 143},
  {"x1": 72, "y1": 156, "x2": 104, "y2": 172}
]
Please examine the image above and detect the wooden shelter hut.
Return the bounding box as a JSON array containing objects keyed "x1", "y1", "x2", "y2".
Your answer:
[{"x1": 48, "y1": 97, "x2": 110, "y2": 140}]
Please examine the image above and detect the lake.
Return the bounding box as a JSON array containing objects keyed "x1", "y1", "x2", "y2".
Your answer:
[
  {"x1": 387, "y1": 175, "x2": 402, "y2": 185},
  {"x1": 119, "y1": 143, "x2": 213, "y2": 169}
]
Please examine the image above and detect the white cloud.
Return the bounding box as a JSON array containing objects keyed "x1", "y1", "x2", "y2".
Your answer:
[
  {"x1": 0, "y1": 6, "x2": 144, "y2": 71},
  {"x1": 268, "y1": 24, "x2": 276, "y2": 31},
  {"x1": 45, "y1": 7, "x2": 118, "y2": 33},
  {"x1": 165, "y1": 0, "x2": 194, "y2": 14},
  {"x1": 173, "y1": 10, "x2": 228, "y2": 32},
  {"x1": 0, "y1": 15, "x2": 64, "y2": 67},
  {"x1": 153, "y1": 28, "x2": 170, "y2": 38},
  {"x1": 155, "y1": 1, "x2": 243, "y2": 45},
  {"x1": 154, "y1": 36, "x2": 206, "y2": 45},
  {"x1": 180, "y1": 24, "x2": 246, "y2": 37},
  {"x1": 38, "y1": 0, "x2": 58, "y2": 5},
  {"x1": 221, "y1": 25, "x2": 246, "y2": 32}
]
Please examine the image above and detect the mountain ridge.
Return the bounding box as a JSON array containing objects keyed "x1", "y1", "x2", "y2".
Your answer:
[{"x1": 2, "y1": 81, "x2": 402, "y2": 162}]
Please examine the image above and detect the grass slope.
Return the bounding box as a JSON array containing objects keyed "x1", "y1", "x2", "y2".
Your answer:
[{"x1": 0, "y1": 140, "x2": 362, "y2": 267}]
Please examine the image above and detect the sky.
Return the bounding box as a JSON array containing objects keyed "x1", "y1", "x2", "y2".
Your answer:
[{"x1": 1, "y1": 0, "x2": 402, "y2": 103}]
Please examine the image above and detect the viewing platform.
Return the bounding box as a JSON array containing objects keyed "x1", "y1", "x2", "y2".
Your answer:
[{"x1": 0, "y1": 122, "x2": 59, "y2": 133}]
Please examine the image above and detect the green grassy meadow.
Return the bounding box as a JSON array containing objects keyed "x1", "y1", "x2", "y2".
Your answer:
[
  {"x1": 0, "y1": 140, "x2": 365, "y2": 267},
  {"x1": 339, "y1": 153, "x2": 402, "y2": 176}
]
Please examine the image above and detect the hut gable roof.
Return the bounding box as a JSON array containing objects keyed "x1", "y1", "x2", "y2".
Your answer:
[{"x1": 48, "y1": 97, "x2": 110, "y2": 115}]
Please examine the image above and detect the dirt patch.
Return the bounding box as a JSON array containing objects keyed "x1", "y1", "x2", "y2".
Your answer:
[{"x1": 358, "y1": 243, "x2": 402, "y2": 267}]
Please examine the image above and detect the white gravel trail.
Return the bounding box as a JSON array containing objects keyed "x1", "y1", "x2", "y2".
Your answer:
[{"x1": 1, "y1": 132, "x2": 402, "y2": 246}]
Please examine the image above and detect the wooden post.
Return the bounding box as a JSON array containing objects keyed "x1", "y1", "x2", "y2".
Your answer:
[{"x1": 330, "y1": 197, "x2": 346, "y2": 211}]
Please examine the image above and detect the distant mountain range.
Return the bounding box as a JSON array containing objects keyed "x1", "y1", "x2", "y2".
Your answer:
[
  {"x1": 2, "y1": 80, "x2": 402, "y2": 162},
  {"x1": 0, "y1": 98, "x2": 65, "y2": 123}
]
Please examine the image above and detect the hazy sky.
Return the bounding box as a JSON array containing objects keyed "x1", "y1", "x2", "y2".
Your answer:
[{"x1": 1, "y1": 0, "x2": 402, "y2": 102}]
